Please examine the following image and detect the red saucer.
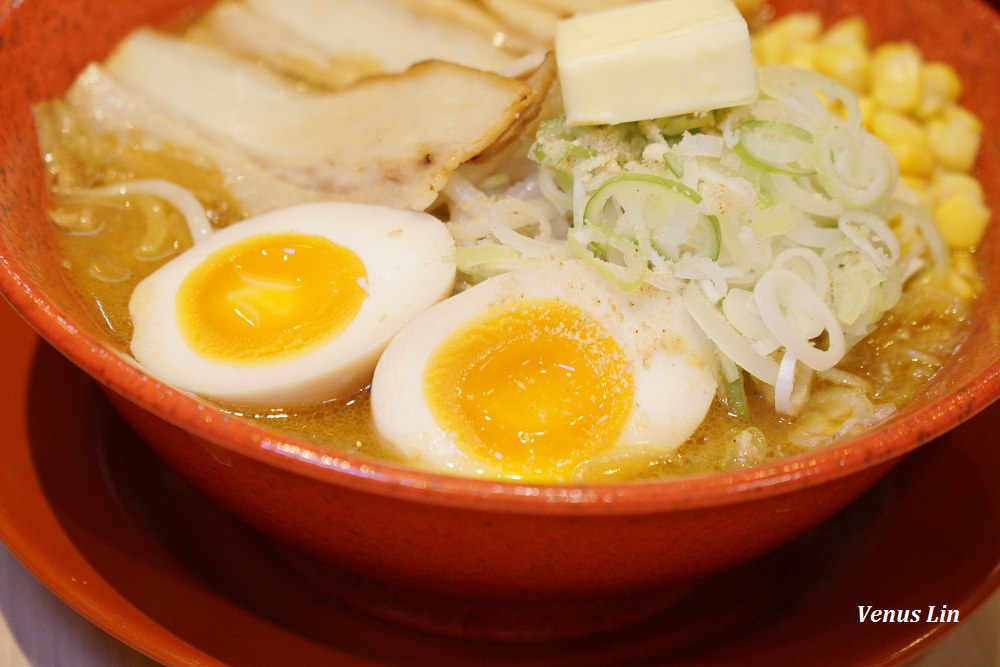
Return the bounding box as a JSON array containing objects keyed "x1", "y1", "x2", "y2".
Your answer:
[{"x1": 1, "y1": 296, "x2": 999, "y2": 665}]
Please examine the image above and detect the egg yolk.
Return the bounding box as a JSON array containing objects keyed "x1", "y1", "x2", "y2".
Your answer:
[
  {"x1": 177, "y1": 232, "x2": 367, "y2": 365},
  {"x1": 424, "y1": 298, "x2": 634, "y2": 480}
]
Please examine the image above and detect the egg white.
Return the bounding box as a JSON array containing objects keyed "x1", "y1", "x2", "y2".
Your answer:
[
  {"x1": 370, "y1": 258, "x2": 718, "y2": 479},
  {"x1": 129, "y1": 201, "x2": 455, "y2": 406}
]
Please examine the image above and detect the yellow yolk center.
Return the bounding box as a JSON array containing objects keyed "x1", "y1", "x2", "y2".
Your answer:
[
  {"x1": 424, "y1": 298, "x2": 634, "y2": 480},
  {"x1": 177, "y1": 232, "x2": 367, "y2": 365}
]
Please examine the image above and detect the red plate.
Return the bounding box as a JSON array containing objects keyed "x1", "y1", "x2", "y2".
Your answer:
[{"x1": 1, "y1": 296, "x2": 999, "y2": 666}]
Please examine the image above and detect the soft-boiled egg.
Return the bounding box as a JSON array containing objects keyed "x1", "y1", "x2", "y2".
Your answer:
[
  {"x1": 129, "y1": 201, "x2": 455, "y2": 405},
  {"x1": 370, "y1": 259, "x2": 718, "y2": 481}
]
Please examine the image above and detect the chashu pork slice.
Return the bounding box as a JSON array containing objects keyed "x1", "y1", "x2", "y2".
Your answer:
[
  {"x1": 192, "y1": 0, "x2": 525, "y2": 90},
  {"x1": 64, "y1": 63, "x2": 328, "y2": 216},
  {"x1": 102, "y1": 28, "x2": 536, "y2": 211}
]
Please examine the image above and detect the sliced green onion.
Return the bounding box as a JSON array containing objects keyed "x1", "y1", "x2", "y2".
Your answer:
[
  {"x1": 772, "y1": 247, "x2": 830, "y2": 298},
  {"x1": 774, "y1": 351, "x2": 813, "y2": 416},
  {"x1": 567, "y1": 224, "x2": 647, "y2": 291},
  {"x1": 537, "y1": 166, "x2": 573, "y2": 211},
  {"x1": 750, "y1": 198, "x2": 799, "y2": 237},
  {"x1": 756, "y1": 187, "x2": 778, "y2": 209},
  {"x1": 682, "y1": 281, "x2": 780, "y2": 385},
  {"x1": 757, "y1": 65, "x2": 862, "y2": 129},
  {"x1": 734, "y1": 120, "x2": 816, "y2": 176},
  {"x1": 727, "y1": 377, "x2": 749, "y2": 419},
  {"x1": 768, "y1": 172, "x2": 844, "y2": 219},
  {"x1": 812, "y1": 125, "x2": 897, "y2": 208},
  {"x1": 754, "y1": 268, "x2": 846, "y2": 371},
  {"x1": 838, "y1": 209, "x2": 901, "y2": 271},
  {"x1": 584, "y1": 173, "x2": 721, "y2": 261},
  {"x1": 532, "y1": 115, "x2": 594, "y2": 168},
  {"x1": 654, "y1": 111, "x2": 714, "y2": 136},
  {"x1": 455, "y1": 242, "x2": 521, "y2": 277},
  {"x1": 717, "y1": 351, "x2": 749, "y2": 419},
  {"x1": 722, "y1": 288, "x2": 773, "y2": 343},
  {"x1": 886, "y1": 200, "x2": 950, "y2": 272},
  {"x1": 663, "y1": 151, "x2": 684, "y2": 178}
]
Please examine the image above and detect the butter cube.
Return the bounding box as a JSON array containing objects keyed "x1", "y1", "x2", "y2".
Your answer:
[{"x1": 556, "y1": 0, "x2": 758, "y2": 126}]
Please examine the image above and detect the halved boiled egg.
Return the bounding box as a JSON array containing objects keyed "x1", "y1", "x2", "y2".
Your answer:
[
  {"x1": 129, "y1": 201, "x2": 455, "y2": 405},
  {"x1": 370, "y1": 259, "x2": 718, "y2": 481}
]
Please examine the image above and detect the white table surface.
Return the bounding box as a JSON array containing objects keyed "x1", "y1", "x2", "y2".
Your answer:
[{"x1": 1, "y1": 539, "x2": 998, "y2": 666}]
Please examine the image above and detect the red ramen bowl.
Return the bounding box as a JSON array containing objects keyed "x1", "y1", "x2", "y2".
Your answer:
[{"x1": 2, "y1": 0, "x2": 1000, "y2": 642}]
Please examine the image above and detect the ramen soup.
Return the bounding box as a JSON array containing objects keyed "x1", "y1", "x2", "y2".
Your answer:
[{"x1": 35, "y1": 0, "x2": 988, "y2": 482}]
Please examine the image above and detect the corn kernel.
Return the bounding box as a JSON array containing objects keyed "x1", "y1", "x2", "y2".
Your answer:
[
  {"x1": 916, "y1": 62, "x2": 962, "y2": 119},
  {"x1": 814, "y1": 41, "x2": 871, "y2": 93},
  {"x1": 751, "y1": 12, "x2": 822, "y2": 65},
  {"x1": 822, "y1": 16, "x2": 870, "y2": 50},
  {"x1": 933, "y1": 190, "x2": 991, "y2": 249},
  {"x1": 751, "y1": 31, "x2": 783, "y2": 66},
  {"x1": 945, "y1": 250, "x2": 982, "y2": 299},
  {"x1": 896, "y1": 174, "x2": 933, "y2": 210},
  {"x1": 892, "y1": 142, "x2": 935, "y2": 177},
  {"x1": 786, "y1": 41, "x2": 819, "y2": 69},
  {"x1": 928, "y1": 106, "x2": 983, "y2": 172},
  {"x1": 858, "y1": 95, "x2": 877, "y2": 129},
  {"x1": 871, "y1": 109, "x2": 925, "y2": 144},
  {"x1": 870, "y1": 109, "x2": 934, "y2": 176},
  {"x1": 871, "y1": 42, "x2": 922, "y2": 113},
  {"x1": 773, "y1": 12, "x2": 824, "y2": 42},
  {"x1": 900, "y1": 174, "x2": 929, "y2": 192},
  {"x1": 931, "y1": 170, "x2": 985, "y2": 205}
]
